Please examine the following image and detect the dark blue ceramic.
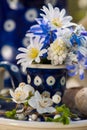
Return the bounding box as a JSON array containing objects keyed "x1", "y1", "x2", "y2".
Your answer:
[
  {"x1": 0, "y1": 61, "x2": 22, "y2": 88},
  {"x1": 26, "y1": 64, "x2": 67, "y2": 97},
  {"x1": 0, "y1": 61, "x2": 22, "y2": 111}
]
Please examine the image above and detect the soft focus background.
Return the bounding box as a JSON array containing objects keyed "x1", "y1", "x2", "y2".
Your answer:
[{"x1": 0, "y1": 0, "x2": 87, "y2": 88}]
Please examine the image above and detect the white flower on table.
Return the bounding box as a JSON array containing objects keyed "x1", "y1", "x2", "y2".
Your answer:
[
  {"x1": 40, "y1": 3, "x2": 76, "y2": 30},
  {"x1": 28, "y1": 91, "x2": 56, "y2": 114},
  {"x1": 10, "y1": 82, "x2": 35, "y2": 104},
  {"x1": 16, "y1": 36, "x2": 47, "y2": 70}
]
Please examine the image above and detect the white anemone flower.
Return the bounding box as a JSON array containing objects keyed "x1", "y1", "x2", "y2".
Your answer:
[
  {"x1": 40, "y1": 3, "x2": 76, "y2": 30},
  {"x1": 28, "y1": 91, "x2": 56, "y2": 114},
  {"x1": 47, "y1": 38, "x2": 68, "y2": 65},
  {"x1": 10, "y1": 82, "x2": 35, "y2": 104},
  {"x1": 16, "y1": 36, "x2": 47, "y2": 70}
]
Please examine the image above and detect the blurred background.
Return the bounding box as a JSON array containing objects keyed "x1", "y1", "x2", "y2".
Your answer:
[{"x1": 0, "y1": 0, "x2": 87, "y2": 88}]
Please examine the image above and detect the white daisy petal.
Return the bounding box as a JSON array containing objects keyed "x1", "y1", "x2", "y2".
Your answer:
[
  {"x1": 17, "y1": 58, "x2": 27, "y2": 64},
  {"x1": 16, "y1": 53, "x2": 26, "y2": 59},
  {"x1": 18, "y1": 47, "x2": 28, "y2": 52},
  {"x1": 35, "y1": 57, "x2": 40, "y2": 63},
  {"x1": 60, "y1": 9, "x2": 66, "y2": 18}
]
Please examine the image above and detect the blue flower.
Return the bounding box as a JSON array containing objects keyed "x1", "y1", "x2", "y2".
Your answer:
[
  {"x1": 66, "y1": 57, "x2": 87, "y2": 80},
  {"x1": 81, "y1": 31, "x2": 87, "y2": 36},
  {"x1": 70, "y1": 33, "x2": 87, "y2": 57},
  {"x1": 26, "y1": 18, "x2": 57, "y2": 47},
  {"x1": 70, "y1": 33, "x2": 83, "y2": 46}
]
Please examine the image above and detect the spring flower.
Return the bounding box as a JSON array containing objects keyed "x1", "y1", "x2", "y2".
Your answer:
[
  {"x1": 67, "y1": 55, "x2": 87, "y2": 80},
  {"x1": 10, "y1": 82, "x2": 35, "y2": 103},
  {"x1": 28, "y1": 91, "x2": 56, "y2": 114},
  {"x1": 26, "y1": 18, "x2": 57, "y2": 46},
  {"x1": 40, "y1": 3, "x2": 76, "y2": 29},
  {"x1": 16, "y1": 36, "x2": 47, "y2": 70},
  {"x1": 16, "y1": 3, "x2": 87, "y2": 80},
  {"x1": 70, "y1": 33, "x2": 87, "y2": 57},
  {"x1": 66, "y1": 52, "x2": 78, "y2": 64},
  {"x1": 47, "y1": 38, "x2": 68, "y2": 65}
]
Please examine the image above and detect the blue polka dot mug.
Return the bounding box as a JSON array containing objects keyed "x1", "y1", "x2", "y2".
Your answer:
[
  {"x1": 0, "y1": 61, "x2": 22, "y2": 89},
  {"x1": 0, "y1": 61, "x2": 22, "y2": 110},
  {"x1": 26, "y1": 64, "x2": 67, "y2": 97}
]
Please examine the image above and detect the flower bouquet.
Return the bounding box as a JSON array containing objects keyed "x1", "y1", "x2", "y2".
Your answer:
[{"x1": 3, "y1": 3, "x2": 87, "y2": 125}]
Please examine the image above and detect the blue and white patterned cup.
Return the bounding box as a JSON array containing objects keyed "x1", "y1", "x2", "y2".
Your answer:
[{"x1": 26, "y1": 64, "x2": 67, "y2": 97}]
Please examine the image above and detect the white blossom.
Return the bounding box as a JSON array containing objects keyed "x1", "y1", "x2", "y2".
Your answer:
[
  {"x1": 16, "y1": 36, "x2": 47, "y2": 70},
  {"x1": 28, "y1": 91, "x2": 56, "y2": 114},
  {"x1": 40, "y1": 3, "x2": 76, "y2": 30},
  {"x1": 47, "y1": 38, "x2": 68, "y2": 65},
  {"x1": 10, "y1": 82, "x2": 35, "y2": 104}
]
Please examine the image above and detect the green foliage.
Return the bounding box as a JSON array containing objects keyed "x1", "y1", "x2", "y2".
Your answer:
[
  {"x1": 56, "y1": 104, "x2": 71, "y2": 117},
  {"x1": 5, "y1": 109, "x2": 16, "y2": 119},
  {"x1": 46, "y1": 104, "x2": 73, "y2": 125}
]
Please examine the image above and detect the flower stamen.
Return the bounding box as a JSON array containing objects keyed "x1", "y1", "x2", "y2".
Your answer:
[
  {"x1": 27, "y1": 48, "x2": 39, "y2": 59},
  {"x1": 51, "y1": 18, "x2": 62, "y2": 27}
]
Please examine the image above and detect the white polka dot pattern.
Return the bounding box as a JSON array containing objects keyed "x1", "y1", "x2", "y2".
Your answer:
[
  {"x1": 46, "y1": 76, "x2": 55, "y2": 86},
  {"x1": 11, "y1": 65, "x2": 19, "y2": 72},
  {"x1": 27, "y1": 75, "x2": 31, "y2": 84},
  {"x1": 60, "y1": 76, "x2": 66, "y2": 86},
  {"x1": 3, "y1": 19, "x2": 16, "y2": 32},
  {"x1": 34, "y1": 76, "x2": 42, "y2": 86},
  {"x1": 44, "y1": 0, "x2": 57, "y2": 6},
  {"x1": 25, "y1": 9, "x2": 38, "y2": 22},
  {"x1": 1, "y1": 45, "x2": 13, "y2": 60}
]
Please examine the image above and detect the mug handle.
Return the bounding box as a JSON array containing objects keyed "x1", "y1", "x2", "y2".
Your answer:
[{"x1": 0, "y1": 61, "x2": 22, "y2": 89}]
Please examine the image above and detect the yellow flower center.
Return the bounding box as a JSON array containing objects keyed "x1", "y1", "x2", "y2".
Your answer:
[
  {"x1": 15, "y1": 90, "x2": 26, "y2": 101},
  {"x1": 15, "y1": 91, "x2": 22, "y2": 100},
  {"x1": 27, "y1": 47, "x2": 39, "y2": 59},
  {"x1": 52, "y1": 18, "x2": 62, "y2": 27}
]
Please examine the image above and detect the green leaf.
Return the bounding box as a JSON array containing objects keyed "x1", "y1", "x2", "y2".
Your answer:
[
  {"x1": 61, "y1": 115, "x2": 70, "y2": 125},
  {"x1": 56, "y1": 104, "x2": 71, "y2": 117},
  {"x1": 5, "y1": 109, "x2": 16, "y2": 119},
  {"x1": 46, "y1": 116, "x2": 70, "y2": 125},
  {"x1": 24, "y1": 101, "x2": 28, "y2": 106},
  {"x1": 46, "y1": 117, "x2": 53, "y2": 122}
]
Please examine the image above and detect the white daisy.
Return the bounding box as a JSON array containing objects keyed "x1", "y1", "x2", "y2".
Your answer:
[
  {"x1": 10, "y1": 82, "x2": 35, "y2": 104},
  {"x1": 40, "y1": 3, "x2": 76, "y2": 29},
  {"x1": 16, "y1": 36, "x2": 47, "y2": 70}
]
